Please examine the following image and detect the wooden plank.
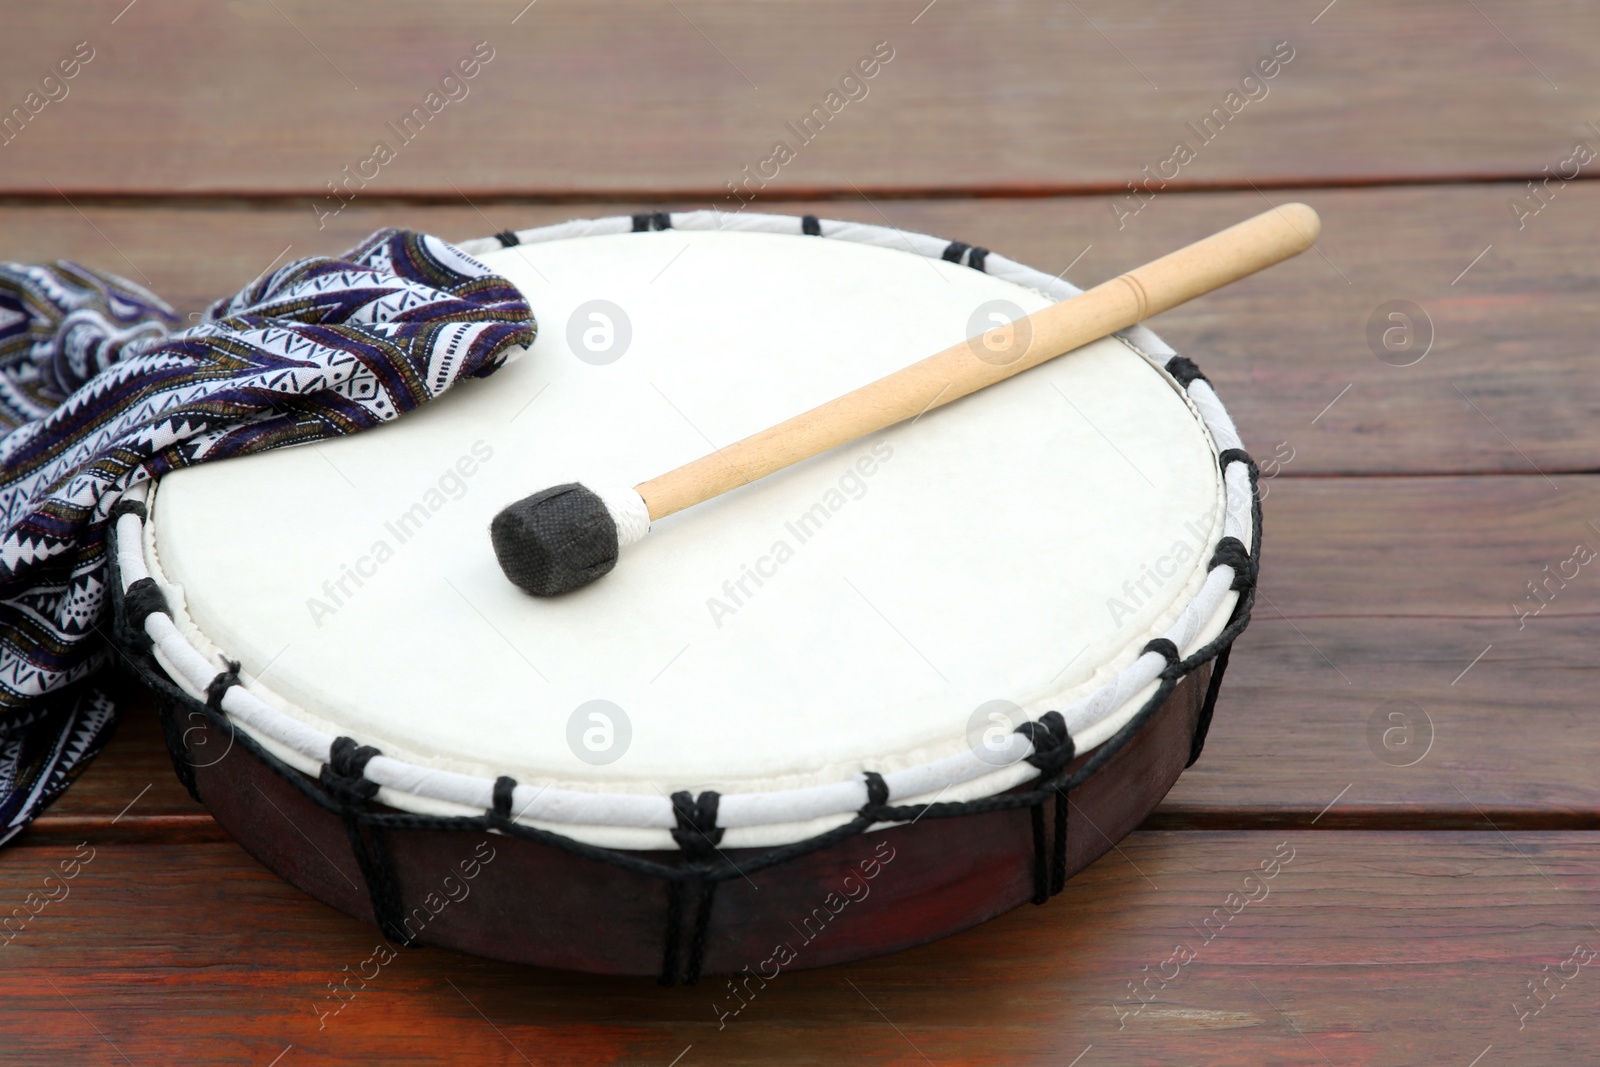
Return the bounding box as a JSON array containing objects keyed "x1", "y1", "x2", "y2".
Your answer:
[
  {"x1": 1161, "y1": 615, "x2": 1600, "y2": 828},
  {"x1": 1256, "y1": 475, "x2": 1600, "y2": 621},
  {"x1": 2, "y1": 832, "x2": 1596, "y2": 1064},
  {"x1": 3, "y1": 183, "x2": 1596, "y2": 474},
  {"x1": 1138, "y1": 474, "x2": 1600, "y2": 825},
  {"x1": 0, "y1": 1, "x2": 1595, "y2": 196},
  {"x1": 32, "y1": 472, "x2": 1600, "y2": 835}
]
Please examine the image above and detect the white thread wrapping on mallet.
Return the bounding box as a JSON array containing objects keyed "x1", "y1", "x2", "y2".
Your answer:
[{"x1": 594, "y1": 484, "x2": 651, "y2": 548}]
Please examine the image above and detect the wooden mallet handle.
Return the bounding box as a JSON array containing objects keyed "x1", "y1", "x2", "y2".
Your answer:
[
  {"x1": 636, "y1": 202, "x2": 1320, "y2": 521},
  {"x1": 490, "y1": 203, "x2": 1321, "y2": 597}
]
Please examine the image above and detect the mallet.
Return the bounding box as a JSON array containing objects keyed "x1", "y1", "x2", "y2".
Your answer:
[{"x1": 491, "y1": 203, "x2": 1321, "y2": 596}]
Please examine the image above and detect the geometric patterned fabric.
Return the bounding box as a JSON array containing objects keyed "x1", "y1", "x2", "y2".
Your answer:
[{"x1": 0, "y1": 230, "x2": 535, "y2": 843}]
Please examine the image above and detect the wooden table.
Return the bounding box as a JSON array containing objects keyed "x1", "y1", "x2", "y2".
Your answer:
[{"x1": 5, "y1": 3, "x2": 1598, "y2": 1063}]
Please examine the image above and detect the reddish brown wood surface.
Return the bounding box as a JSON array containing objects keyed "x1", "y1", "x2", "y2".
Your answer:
[
  {"x1": 4, "y1": 833, "x2": 1598, "y2": 1065},
  {"x1": 3, "y1": 184, "x2": 1598, "y2": 475},
  {"x1": 5, "y1": 0, "x2": 1598, "y2": 1061},
  {"x1": 1, "y1": 2, "x2": 1597, "y2": 196}
]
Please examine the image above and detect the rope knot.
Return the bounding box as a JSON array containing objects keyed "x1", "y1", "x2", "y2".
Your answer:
[
  {"x1": 670, "y1": 790, "x2": 723, "y2": 861},
  {"x1": 863, "y1": 771, "x2": 889, "y2": 809},
  {"x1": 205, "y1": 659, "x2": 241, "y2": 712},
  {"x1": 1209, "y1": 536, "x2": 1255, "y2": 592},
  {"x1": 1142, "y1": 638, "x2": 1183, "y2": 680},
  {"x1": 491, "y1": 775, "x2": 517, "y2": 824},
  {"x1": 121, "y1": 577, "x2": 169, "y2": 649},
  {"x1": 320, "y1": 735, "x2": 380, "y2": 803},
  {"x1": 1019, "y1": 710, "x2": 1075, "y2": 775}
]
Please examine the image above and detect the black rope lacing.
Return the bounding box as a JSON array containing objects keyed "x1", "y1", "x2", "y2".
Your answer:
[
  {"x1": 319, "y1": 735, "x2": 412, "y2": 946},
  {"x1": 631, "y1": 212, "x2": 672, "y2": 232},
  {"x1": 111, "y1": 312, "x2": 1262, "y2": 986},
  {"x1": 661, "y1": 790, "x2": 724, "y2": 985},
  {"x1": 1017, "y1": 711, "x2": 1073, "y2": 903}
]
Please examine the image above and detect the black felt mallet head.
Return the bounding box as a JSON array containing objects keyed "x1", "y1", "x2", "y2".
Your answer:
[{"x1": 490, "y1": 483, "x2": 626, "y2": 596}]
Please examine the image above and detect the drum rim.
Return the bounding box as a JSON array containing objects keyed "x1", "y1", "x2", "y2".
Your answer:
[
  {"x1": 115, "y1": 210, "x2": 1260, "y2": 850},
  {"x1": 110, "y1": 588, "x2": 1217, "y2": 980}
]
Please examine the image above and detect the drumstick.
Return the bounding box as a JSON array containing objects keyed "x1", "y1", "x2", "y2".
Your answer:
[{"x1": 491, "y1": 203, "x2": 1321, "y2": 596}]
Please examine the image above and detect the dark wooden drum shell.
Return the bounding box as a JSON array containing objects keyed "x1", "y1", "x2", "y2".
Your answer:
[{"x1": 123, "y1": 621, "x2": 1209, "y2": 977}]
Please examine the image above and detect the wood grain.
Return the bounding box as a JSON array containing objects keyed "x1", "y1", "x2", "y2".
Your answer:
[
  {"x1": 1164, "y1": 475, "x2": 1600, "y2": 825},
  {"x1": 4, "y1": 183, "x2": 1599, "y2": 475},
  {"x1": 1162, "y1": 615, "x2": 1600, "y2": 828},
  {"x1": 2, "y1": 0, "x2": 1596, "y2": 1059},
  {"x1": 2, "y1": 832, "x2": 1596, "y2": 1064},
  {"x1": 0, "y1": 2, "x2": 1596, "y2": 197}
]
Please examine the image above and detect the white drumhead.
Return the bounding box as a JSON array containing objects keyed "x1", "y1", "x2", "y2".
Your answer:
[{"x1": 137, "y1": 212, "x2": 1246, "y2": 848}]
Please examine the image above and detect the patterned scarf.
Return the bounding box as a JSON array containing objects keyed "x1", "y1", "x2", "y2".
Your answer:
[{"x1": 0, "y1": 230, "x2": 535, "y2": 844}]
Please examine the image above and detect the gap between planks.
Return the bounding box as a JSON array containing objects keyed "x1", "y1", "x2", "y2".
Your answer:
[
  {"x1": 16, "y1": 807, "x2": 1600, "y2": 849},
  {"x1": 0, "y1": 170, "x2": 1595, "y2": 209}
]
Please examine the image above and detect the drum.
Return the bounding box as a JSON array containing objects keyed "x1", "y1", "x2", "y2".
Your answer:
[{"x1": 108, "y1": 210, "x2": 1258, "y2": 982}]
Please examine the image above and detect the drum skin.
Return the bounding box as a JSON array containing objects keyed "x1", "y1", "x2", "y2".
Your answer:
[{"x1": 132, "y1": 629, "x2": 1206, "y2": 976}]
